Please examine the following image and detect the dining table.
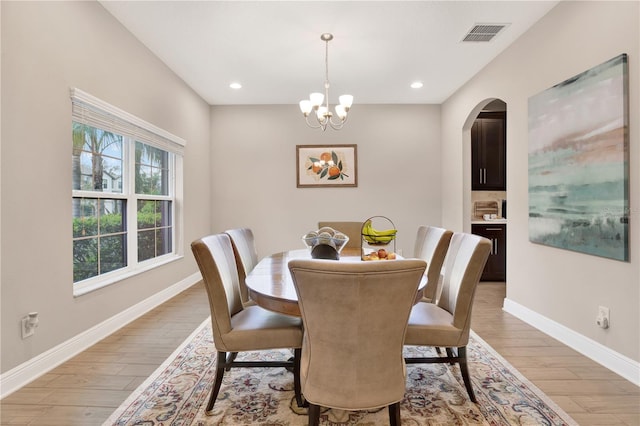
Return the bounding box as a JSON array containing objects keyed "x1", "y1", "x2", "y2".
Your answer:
[{"x1": 245, "y1": 247, "x2": 427, "y2": 317}]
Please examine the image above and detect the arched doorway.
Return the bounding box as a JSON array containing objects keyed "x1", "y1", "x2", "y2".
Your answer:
[{"x1": 463, "y1": 98, "x2": 507, "y2": 284}]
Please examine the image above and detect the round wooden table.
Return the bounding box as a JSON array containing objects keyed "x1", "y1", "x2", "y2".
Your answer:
[{"x1": 245, "y1": 248, "x2": 426, "y2": 316}]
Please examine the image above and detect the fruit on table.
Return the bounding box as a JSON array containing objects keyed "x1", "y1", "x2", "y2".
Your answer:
[
  {"x1": 362, "y1": 250, "x2": 397, "y2": 261},
  {"x1": 302, "y1": 231, "x2": 319, "y2": 248},
  {"x1": 332, "y1": 232, "x2": 348, "y2": 251},
  {"x1": 317, "y1": 227, "x2": 335, "y2": 236},
  {"x1": 362, "y1": 219, "x2": 397, "y2": 244},
  {"x1": 317, "y1": 231, "x2": 334, "y2": 246}
]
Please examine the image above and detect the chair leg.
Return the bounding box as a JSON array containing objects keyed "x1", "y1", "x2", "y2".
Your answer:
[
  {"x1": 225, "y1": 352, "x2": 238, "y2": 371},
  {"x1": 458, "y1": 346, "x2": 477, "y2": 403},
  {"x1": 388, "y1": 401, "x2": 401, "y2": 426},
  {"x1": 293, "y1": 348, "x2": 307, "y2": 407},
  {"x1": 205, "y1": 351, "x2": 227, "y2": 415},
  {"x1": 446, "y1": 347, "x2": 455, "y2": 363},
  {"x1": 308, "y1": 403, "x2": 321, "y2": 426}
]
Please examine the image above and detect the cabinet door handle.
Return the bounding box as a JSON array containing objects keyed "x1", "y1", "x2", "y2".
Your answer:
[
  {"x1": 479, "y1": 169, "x2": 483, "y2": 183},
  {"x1": 486, "y1": 228, "x2": 503, "y2": 231},
  {"x1": 483, "y1": 168, "x2": 487, "y2": 184},
  {"x1": 494, "y1": 239, "x2": 498, "y2": 255}
]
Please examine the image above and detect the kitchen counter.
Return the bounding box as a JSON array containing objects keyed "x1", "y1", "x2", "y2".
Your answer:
[{"x1": 471, "y1": 218, "x2": 507, "y2": 225}]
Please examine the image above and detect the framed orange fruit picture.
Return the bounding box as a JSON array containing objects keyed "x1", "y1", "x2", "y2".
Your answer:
[{"x1": 296, "y1": 144, "x2": 357, "y2": 188}]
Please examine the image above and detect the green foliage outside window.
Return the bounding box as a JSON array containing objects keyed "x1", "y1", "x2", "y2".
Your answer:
[
  {"x1": 72, "y1": 201, "x2": 172, "y2": 282},
  {"x1": 73, "y1": 212, "x2": 126, "y2": 282},
  {"x1": 137, "y1": 200, "x2": 172, "y2": 262}
]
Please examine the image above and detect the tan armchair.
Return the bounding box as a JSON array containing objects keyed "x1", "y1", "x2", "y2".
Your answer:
[
  {"x1": 317, "y1": 221, "x2": 362, "y2": 249},
  {"x1": 191, "y1": 234, "x2": 304, "y2": 414},
  {"x1": 224, "y1": 228, "x2": 259, "y2": 306},
  {"x1": 289, "y1": 259, "x2": 427, "y2": 425},
  {"x1": 404, "y1": 232, "x2": 491, "y2": 402},
  {"x1": 413, "y1": 225, "x2": 453, "y2": 303}
]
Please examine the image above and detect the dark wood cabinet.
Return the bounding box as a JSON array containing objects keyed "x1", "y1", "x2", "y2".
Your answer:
[
  {"x1": 472, "y1": 224, "x2": 506, "y2": 281},
  {"x1": 471, "y1": 112, "x2": 506, "y2": 190}
]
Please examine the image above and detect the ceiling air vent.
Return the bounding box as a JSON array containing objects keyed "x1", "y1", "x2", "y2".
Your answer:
[{"x1": 462, "y1": 24, "x2": 508, "y2": 42}]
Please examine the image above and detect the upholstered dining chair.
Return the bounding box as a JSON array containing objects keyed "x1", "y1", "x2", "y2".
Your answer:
[
  {"x1": 191, "y1": 234, "x2": 304, "y2": 414},
  {"x1": 413, "y1": 225, "x2": 453, "y2": 303},
  {"x1": 404, "y1": 232, "x2": 491, "y2": 403},
  {"x1": 288, "y1": 259, "x2": 427, "y2": 426},
  {"x1": 224, "y1": 228, "x2": 259, "y2": 306},
  {"x1": 317, "y1": 221, "x2": 362, "y2": 249}
]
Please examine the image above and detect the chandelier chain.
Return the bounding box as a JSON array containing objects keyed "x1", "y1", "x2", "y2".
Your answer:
[{"x1": 324, "y1": 38, "x2": 330, "y2": 91}]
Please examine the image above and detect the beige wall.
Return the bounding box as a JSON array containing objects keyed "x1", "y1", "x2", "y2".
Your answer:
[
  {"x1": 441, "y1": 1, "x2": 639, "y2": 362},
  {"x1": 1, "y1": 2, "x2": 211, "y2": 373},
  {"x1": 209, "y1": 104, "x2": 442, "y2": 258}
]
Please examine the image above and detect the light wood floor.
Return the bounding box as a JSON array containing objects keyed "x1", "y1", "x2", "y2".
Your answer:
[{"x1": 1, "y1": 281, "x2": 639, "y2": 425}]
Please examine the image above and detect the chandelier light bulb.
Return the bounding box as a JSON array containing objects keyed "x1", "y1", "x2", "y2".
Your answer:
[
  {"x1": 299, "y1": 33, "x2": 353, "y2": 131},
  {"x1": 299, "y1": 100, "x2": 313, "y2": 115},
  {"x1": 339, "y1": 94, "x2": 353, "y2": 109},
  {"x1": 310, "y1": 92, "x2": 324, "y2": 107},
  {"x1": 316, "y1": 106, "x2": 328, "y2": 120}
]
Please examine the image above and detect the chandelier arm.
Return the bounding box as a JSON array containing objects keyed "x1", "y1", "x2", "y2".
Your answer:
[
  {"x1": 328, "y1": 116, "x2": 346, "y2": 130},
  {"x1": 304, "y1": 115, "x2": 324, "y2": 130},
  {"x1": 329, "y1": 112, "x2": 347, "y2": 125},
  {"x1": 306, "y1": 111, "x2": 332, "y2": 131}
]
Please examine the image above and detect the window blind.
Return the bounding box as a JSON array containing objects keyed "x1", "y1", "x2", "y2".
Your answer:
[{"x1": 70, "y1": 88, "x2": 186, "y2": 155}]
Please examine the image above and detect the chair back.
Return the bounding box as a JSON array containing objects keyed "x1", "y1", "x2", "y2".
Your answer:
[
  {"x1": 413, "y1": 225, "x2": 453, "y2": 302},
  {"x1": 437, "y1": 233, "x2": 491, "y2": 336},
  {"x1": 191, "y1": 234, "x2": 245, "y2": 344},
  {"x1": 288, "y1": 259, "x2": 426, "y2": 410},
  {"x1": 317, "y1": 221, "x2": 362, "y2": 249},
  {"x1": 224, "y1": 228, "x2": 259, "y2": 304}
]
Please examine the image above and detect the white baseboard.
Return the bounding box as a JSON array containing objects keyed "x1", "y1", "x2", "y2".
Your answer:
[
  {"x1": 503, "y1": 297, "x2": 640, "y2": 387},
  {"x1": 0, "y1": 273, "x2": 201, "y2": 400}
]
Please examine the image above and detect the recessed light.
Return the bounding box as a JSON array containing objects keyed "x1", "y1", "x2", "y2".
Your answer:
[
  {"x1": 410, "y1": 81, "x2": 423, "y2": 89},
  {"x1": 229, "y1": 82, "x2": 242, "y2": 89}
]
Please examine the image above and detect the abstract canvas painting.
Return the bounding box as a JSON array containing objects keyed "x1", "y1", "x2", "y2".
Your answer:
[{"x1": 528, "y1": 54, "x2": 629, "y2": 261}]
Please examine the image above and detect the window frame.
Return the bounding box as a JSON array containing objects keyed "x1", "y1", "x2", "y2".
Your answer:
[{"x1": 71, "y1": 88, "x2": 185, "y2": 297}]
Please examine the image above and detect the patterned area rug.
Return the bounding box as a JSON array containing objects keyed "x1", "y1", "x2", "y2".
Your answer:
[{"x1": 104, "y1": 318, "x2": 577, "y2": 425}]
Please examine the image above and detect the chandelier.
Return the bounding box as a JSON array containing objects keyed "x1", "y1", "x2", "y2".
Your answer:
[{"x1": 299, "y1": 33, "x2": 353, "y2": 131}]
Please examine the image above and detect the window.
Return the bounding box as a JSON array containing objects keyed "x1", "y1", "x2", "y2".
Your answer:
[{"x1": 71, "y1": 89, "x2": 185, "y2": 296}]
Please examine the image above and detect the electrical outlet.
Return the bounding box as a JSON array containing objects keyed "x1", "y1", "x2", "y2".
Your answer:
[
  {"x1": 21, "y1": 312, "x2": 39, "y2": 339},
  {"x1": 596, "y1": 306, "x2": 610, "y2": 329}
]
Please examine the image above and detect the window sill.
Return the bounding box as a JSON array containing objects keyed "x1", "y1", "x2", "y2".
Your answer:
[{"x1": 73, "y1": 254, "x2": 184, "y2": 297}]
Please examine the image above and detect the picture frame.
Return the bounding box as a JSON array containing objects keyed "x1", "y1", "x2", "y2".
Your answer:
[{"x1": 296, "y1": 144, "x2": 358, "y2": 188}]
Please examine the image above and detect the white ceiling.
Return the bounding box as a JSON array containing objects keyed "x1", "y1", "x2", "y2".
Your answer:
[{"x1": 99, "y1": 1, "x2": 558, "y2": 106}]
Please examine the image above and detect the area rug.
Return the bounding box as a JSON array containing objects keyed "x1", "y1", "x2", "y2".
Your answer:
[{"x1": 104, "y1": 318, "x2": 578, "y2": 425}]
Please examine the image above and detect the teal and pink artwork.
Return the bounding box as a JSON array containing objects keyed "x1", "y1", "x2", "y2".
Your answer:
[{"x1": 528, "y1": 54, "x2": 629, "y2": 261}]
